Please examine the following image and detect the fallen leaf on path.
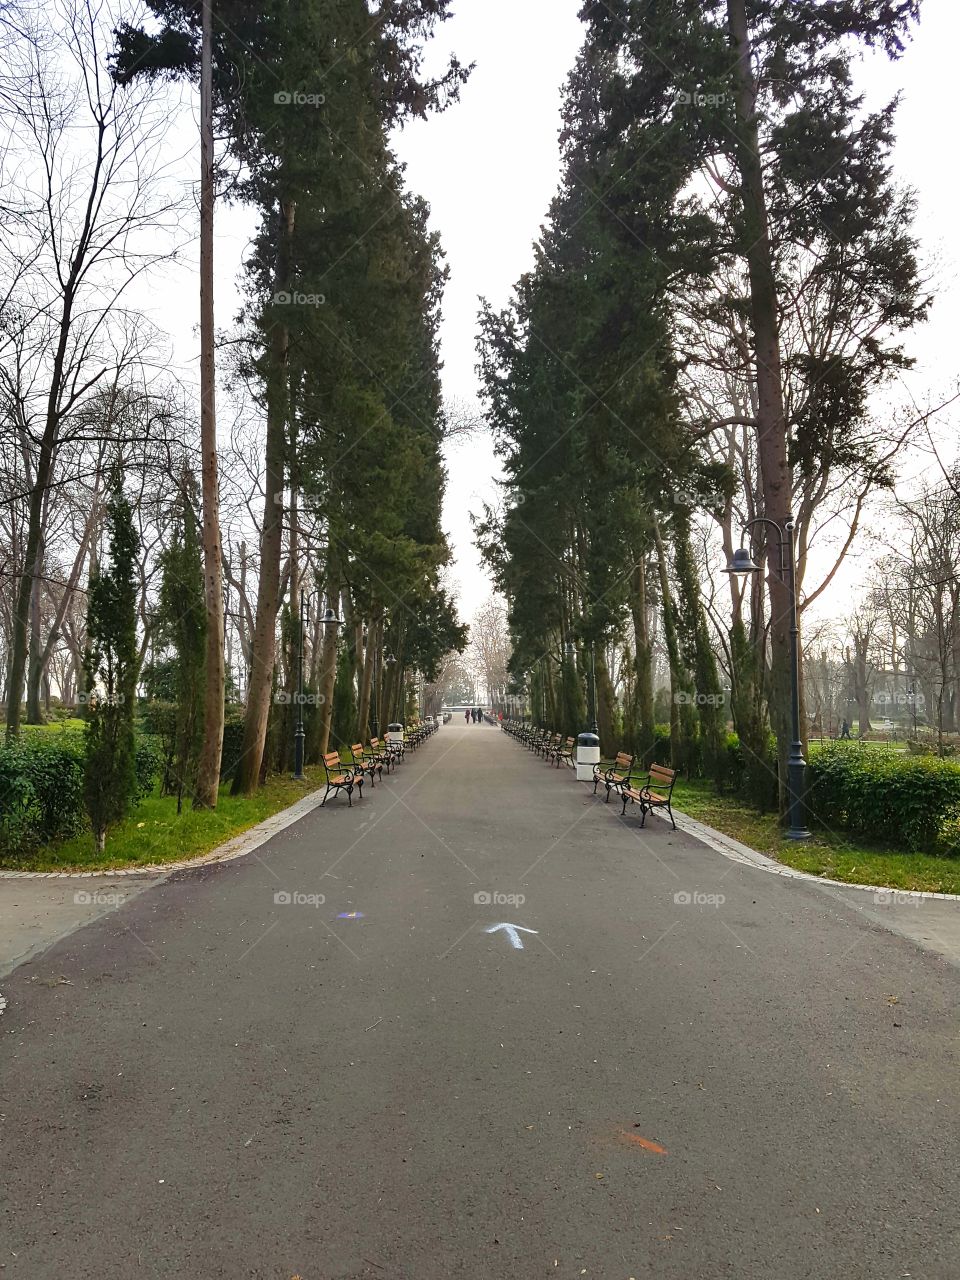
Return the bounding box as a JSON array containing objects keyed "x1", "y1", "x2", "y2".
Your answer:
[{"x1": 621, "y1": 1132, "x2": 668, "y2": 1155}]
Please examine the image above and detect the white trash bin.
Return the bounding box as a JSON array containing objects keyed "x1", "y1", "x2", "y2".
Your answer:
[{"x1": 575, "y1": 732, "x2": 600, "y2": 783}]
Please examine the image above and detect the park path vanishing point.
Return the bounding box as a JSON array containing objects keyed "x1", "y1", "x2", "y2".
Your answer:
[{"x1": 2, "y1": 720, "x2": 959, "y2": 1279}]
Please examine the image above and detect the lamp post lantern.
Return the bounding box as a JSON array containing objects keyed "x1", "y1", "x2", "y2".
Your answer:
[{"x1": 725, "y1": 513, "x2": 811, "y2": 841}]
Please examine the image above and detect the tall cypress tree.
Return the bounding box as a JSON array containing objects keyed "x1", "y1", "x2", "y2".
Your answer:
[
  {"x1": 157, "y1": 473, "x2": 207, "y2": 813},
  {"x1": 83, "y1": 468, "x2": 140, "y2": 852},
  {"x1": 114, "y1": 1, "x2": 468, "y2": 795}
]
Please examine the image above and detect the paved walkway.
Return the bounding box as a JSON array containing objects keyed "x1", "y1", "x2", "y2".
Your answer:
[{"x1": 2, "y1": 722, "x2": 959, "y2": 1278}]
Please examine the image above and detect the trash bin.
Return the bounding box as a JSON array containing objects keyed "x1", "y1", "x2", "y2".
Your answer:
[
  {"x1": 576, "y1": 732, "x2": 600, "y2": 783},
  {"x1": 386, "y1": 722, "x2": 404, "y2": 747}
]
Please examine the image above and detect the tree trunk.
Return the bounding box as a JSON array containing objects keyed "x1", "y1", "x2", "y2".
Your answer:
[
  {"x1": 317, "y1": 553, "x2": 341, "y2": 754},
  {"x1": 627, "y1": 552, "x2": 656, "y2": 761},
  {"x1": 653, "y1": 518, "x2": 694, "y2": 771},
  {"x1": 6, "y1": 353, "x2": 67, "y2": 738},
  {"x1": 26, "y1": 574, "x2": 45, "y2": 724},
  {"x1": 232, "y1": 198, "x2": 295, "y2": 794},
  {"x1": 595, "y1": 646, "x2": 617, "y2": 758},
  {"x1": 728, "y1": 0, "x2": 796, "y2": 811},
  {"x1": 194, "y1": 0, "x2": 226, "y2": 807},
  {"x1": 357, "y1": 620, "x2": 375, "y2": 740}
]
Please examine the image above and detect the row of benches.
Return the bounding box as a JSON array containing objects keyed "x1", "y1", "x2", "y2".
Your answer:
[
  {"x1": 500, "y1": 721, "x2": 678, "y2": 829},
  {"x1": 505, "y1": 724, "x2": 576, "y2": 768},
  {"x1": 319, "y1": 719, "x2": 439, "y2": 808}
]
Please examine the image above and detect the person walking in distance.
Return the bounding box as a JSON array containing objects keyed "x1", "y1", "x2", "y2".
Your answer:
[{"x1": 464, "y1": 709, "x2": 471, "y2": 725}]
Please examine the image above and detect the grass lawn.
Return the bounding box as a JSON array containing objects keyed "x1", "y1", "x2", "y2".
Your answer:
[
  {"x1": 2, "y1": 765, "x2": 334, "y2": 874},
  {"x1": 21, "y1": 718, "x2": 86, "y2": 734},
  {"x1": 672, "y1": 777, "x2": 960, "y2": 895}
]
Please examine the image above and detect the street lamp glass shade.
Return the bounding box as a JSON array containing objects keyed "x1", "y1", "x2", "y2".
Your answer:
[
  {"x1": 319, "y1": 607, "x2": 342, "y2": 629},
  {"x1": 384, "y1": 652, "x2": 398, "y2": 666},
  {"x1": 725, "y1": 547, "x2": 761, "y2": 575}
]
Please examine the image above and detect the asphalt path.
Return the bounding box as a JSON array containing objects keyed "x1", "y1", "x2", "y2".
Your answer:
[{"x1": 2, "y1": 721, "x2": 958, "y2": 1279}]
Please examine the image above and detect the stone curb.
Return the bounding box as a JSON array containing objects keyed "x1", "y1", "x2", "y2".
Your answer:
[
  {"x1": 665, "y1": 805, "x2": 960, "y2": 903},
  {"x1": 0, "y1": 782, "x2": 330, "y2": 882}
]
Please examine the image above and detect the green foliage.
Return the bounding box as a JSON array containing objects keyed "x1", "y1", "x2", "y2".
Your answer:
[
  {"x1": 480, "y1": 1, "x2": 926, "y2": 805},
  {"x1": 219, "y1": 712, "x2": 247, "y2": 782},
  {"x1": 116, "y1": 0, "x2": 469, "y2": 796},
  {"x1": 809, "y1": 744, "x2": 960, "y2": 853},
  {"x1": 0, "y1": 731, "x2": 157, "y2": 859},
  {"x1": 83, "y1": 469, "x2": 140, "y2": 850},
  {"x1": 330, "y1": 646, "x2": 358, "y2": 751},
  {"x1": 651, "y1": 724, "x2": 672, "y2": 767},
  {"x1": 155, "y1": 476, "x2": 206, "y2": 811},
  {"x1": 139, "y1": 701, "x2": 178, "y2": 793},
  {"x1": 135, "y1": 737, "x2": 164, "y2": 801},
  {"x1": 140, "y1": 657, "x2": 179, "y2": 702},
  {"x1": 0, "y1": 736, "x2": 85, "y2": 855}
]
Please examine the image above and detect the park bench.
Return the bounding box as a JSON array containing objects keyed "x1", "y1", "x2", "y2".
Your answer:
[
  {"x1": 620, "y1": 763, "x2": 677, "y2": 829},
  {"x1": 593, "y1": 752, "x2": 634, "y2": 802},
  {"x1": 539, "y1": 732, "x2": 562, "y2": 761},
  {"x1": 350, "y1": 743, "x2": 381, "y2": 787},
  {"x1": 367, "y1": 737, "x2": 393, "y2": 773},
  {"x1": 407, "y1": 720, "x2": 436, "y2": 748},
  {"x1": 547, "y1": 735, "x2": 575, "y2": 768},
  {"x1": 321, "y1": 751, "x2": 363, "y2": 807}
]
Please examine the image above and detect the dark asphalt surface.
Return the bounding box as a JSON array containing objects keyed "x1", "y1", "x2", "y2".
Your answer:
[{"x1": 2, "y1": 721, "x2": 958, "y2": 1279}]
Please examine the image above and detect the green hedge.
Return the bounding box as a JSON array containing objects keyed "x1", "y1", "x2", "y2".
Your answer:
[
  {"x1": 0, "y1": 736, "x2": 85, "y2": 854},
  {"x1": 220, "y1": 712, "x2": 247, "y2": 781},
  {"x1": 0, "y1": 731, "x2": 161, "y2": 859},
  {"x1": 141, "y1": 701, "x2": 246, "y2": 785},
  {"x1": 651, "y1": 723, "x2": 671, "y2": 766},
  {"x1": 720, "y1": 731, "x2": 779, "y2": 809},
  {"x1": 808, "y1": 743, "x2": 960, "y2": 853}
]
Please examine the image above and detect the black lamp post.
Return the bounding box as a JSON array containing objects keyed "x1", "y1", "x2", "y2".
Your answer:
[
  {"x1": 589, "y1": 640, "x2": 598, "y2": 735},
  {"x1": 293, "y1": 595, "x2": 341, "y2": 781},
  {"x1": 725, "y1": 513, "x2": 811, "y2": 841}
]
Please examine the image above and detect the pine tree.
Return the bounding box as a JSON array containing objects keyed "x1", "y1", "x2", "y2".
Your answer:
[{"x1": 83, "y1": 468, "x2": 140, "y2": 852}]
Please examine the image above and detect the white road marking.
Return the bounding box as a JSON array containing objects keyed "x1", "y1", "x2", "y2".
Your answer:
[{"x1": 484, "y1": 922, "x2": 538, "y2": 950}]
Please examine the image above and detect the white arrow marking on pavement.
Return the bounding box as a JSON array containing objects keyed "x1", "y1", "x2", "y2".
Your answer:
[{"x1": 484, "y1": 922, "x2": 538, "y2": 951}]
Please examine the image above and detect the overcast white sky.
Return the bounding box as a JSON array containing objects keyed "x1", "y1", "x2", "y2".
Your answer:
[{"x1": 144, "y1": 0, "x2": 960, "y2": 628}]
